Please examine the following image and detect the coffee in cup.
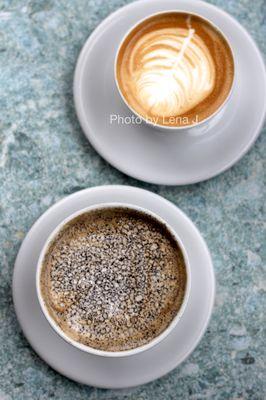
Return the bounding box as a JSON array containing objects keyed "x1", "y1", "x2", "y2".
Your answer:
[
  {"x1": 115, "y1": 11, "x2": 234, "y2": 128},
  {"x1": 38, "y1": 205, "x2": 189, "y2": 354}
]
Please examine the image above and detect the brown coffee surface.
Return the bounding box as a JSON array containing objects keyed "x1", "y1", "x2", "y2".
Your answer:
[
  {"x1": 40, "y1": 208, "x2": 187, "y2": 352},
  {"x1": 116, "y1": 12, "x2": 234, "y2": 127}
]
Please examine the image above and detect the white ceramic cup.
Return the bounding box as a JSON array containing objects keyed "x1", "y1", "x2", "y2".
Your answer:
[
  {"x1": 114, "y1": 10, "x2": 235, "y2": 134},
  {"x1": 36, "y1": 203, "x2": 191, "y2": 358}
]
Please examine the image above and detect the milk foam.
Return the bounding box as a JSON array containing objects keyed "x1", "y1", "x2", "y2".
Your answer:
[{"x1": 129, "y1": 27, "x2": 216, "y2": 117}]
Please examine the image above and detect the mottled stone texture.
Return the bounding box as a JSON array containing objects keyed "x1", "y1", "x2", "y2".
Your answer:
[{"x1": 0, "y1": 0, "x2": 265, "y2": 399}]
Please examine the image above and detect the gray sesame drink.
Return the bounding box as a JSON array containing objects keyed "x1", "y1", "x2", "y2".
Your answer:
[{"x1": 40, "y1": 207, "x2": 187, "y2": 352}]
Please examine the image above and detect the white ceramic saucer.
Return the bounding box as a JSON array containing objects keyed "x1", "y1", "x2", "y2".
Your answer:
[
  {"x1": 13, "y1": 185, "x2": 215, "y2": 388},
  {"x1": 74, "y1": 0, "x2": 266, "y2": 185}
]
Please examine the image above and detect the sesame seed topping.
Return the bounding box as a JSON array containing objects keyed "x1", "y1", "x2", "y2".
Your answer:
[{"x1": 40, "y1": 208, "x2": 186, "y2": 352}]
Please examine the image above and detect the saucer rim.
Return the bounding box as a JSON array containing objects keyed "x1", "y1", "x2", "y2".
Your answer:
[
  {"x1": 13, "y1": 185, "x2": 215, "y2": 388},
  {"x1": 73, "y1": 0, "x2": 266, "y2": 186}
]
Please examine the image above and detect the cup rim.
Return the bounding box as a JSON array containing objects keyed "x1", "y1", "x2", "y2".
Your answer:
[
  {"x1": 36, "y1": 202, "x2": 191, "y2": 358},
  {"x1": 114, "y1": 9, "x2": 236, "y2": 131}
]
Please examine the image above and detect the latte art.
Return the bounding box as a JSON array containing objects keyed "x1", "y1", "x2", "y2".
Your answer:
[
  {"x1": 131, "y1": 28, "x2": 215, "y2": 117},
  {"x1": 116, "y1": 12, "x2": 234, "y2": 127}
]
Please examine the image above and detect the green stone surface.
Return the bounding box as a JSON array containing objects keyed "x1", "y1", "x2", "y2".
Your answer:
[{"x1": 0, "y1": 0, "x2": 265, "y2": 399}]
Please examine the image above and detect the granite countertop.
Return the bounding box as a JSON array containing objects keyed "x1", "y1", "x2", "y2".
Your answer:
[{"x1": 0, "y1": 0, "x2": 265, "y2": 399}]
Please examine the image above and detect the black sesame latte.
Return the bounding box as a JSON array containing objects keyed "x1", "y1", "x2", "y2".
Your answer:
[{"x1": 40, "y1": 207, "x2": 187, "y2": 352}]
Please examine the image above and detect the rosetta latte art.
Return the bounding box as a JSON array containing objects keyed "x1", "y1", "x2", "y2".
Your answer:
[{"x1": 129, "y1": 28, "x2": 216, "y2": 117}]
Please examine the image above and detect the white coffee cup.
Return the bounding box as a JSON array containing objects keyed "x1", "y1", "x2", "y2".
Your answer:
[
  {"x1": 114, "y1": 10, "x2": 235, "y2": 134},
  {"x1": 36, "y1": 203, "x2": 191, "y2": 357}
]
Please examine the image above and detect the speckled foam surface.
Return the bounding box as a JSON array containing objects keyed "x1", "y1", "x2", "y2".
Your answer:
[{"x1": 0, "y1": 0, "x2": 265, "y2": 399}]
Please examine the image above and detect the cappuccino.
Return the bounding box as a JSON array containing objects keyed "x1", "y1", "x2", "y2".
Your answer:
[
  {"x1": 40, "y1": 207, "x2": 187, "y2": 352},
  {"x1": 116, "y1": 12, "x2": 234, "y2": 127}
]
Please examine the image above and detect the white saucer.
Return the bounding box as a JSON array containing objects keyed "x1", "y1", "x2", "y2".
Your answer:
[
  {"x1": 13, "y1": 185, "x2": 215, "y2": 388},
  {"x1": 74, "y1": 0, "x2": 266, "y2": 185}
]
